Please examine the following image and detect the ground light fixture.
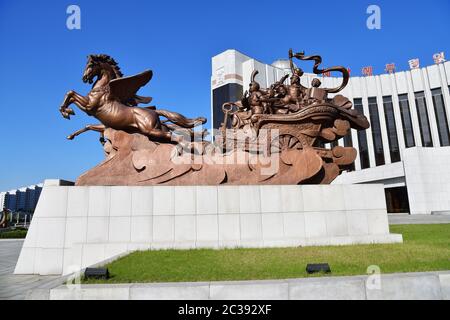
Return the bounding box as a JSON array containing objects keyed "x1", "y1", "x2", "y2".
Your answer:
[
  {"x1": 306, "y1": 263, "x2": 331, "y2": 274},
  {"x1": 84, "y1": 268, "x2": 110, "y2": 280}
]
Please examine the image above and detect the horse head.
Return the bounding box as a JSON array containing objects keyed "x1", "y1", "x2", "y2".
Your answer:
[{"x1": 82, "y1": 54, "x2": 123, "y2": 84}]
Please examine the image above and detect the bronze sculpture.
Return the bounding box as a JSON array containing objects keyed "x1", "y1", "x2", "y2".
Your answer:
[
  {"x1": 0, "y1": 208, "x2": 10, "y2": 229},
  {"x1": 59, "y1": 54, "x2": 206, "y2": 148},
  {"x1": 60, "y1": 50, "x2": 369, "y2": 186}
]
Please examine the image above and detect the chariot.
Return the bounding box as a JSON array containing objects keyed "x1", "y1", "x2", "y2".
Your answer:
[{"x1": 217, "y1": 95, "x2": 369, "y2": 168}]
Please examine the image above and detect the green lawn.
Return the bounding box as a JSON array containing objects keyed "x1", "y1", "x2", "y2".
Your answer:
[
  {"x1": 82, "y1": 224, "x2": 450, "y2": 284},
  {"x1": 0, "y1": 229, "x2": 27, "y2": 239}
]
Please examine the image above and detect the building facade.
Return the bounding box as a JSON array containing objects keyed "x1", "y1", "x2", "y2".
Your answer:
[
  {"x1": 211, "y1": 49, "x2": 450, "y2": 215},
  {"x1": 0, "y1": 183, "x2": 43, "y2": 212}
]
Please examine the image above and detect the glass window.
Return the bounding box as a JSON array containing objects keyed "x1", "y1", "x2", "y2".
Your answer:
[
  {"x1": 431, "y1": 88, "x2": 450, "y2": 146},
  {"x1": 414, "y1": 91, "x2": 433, "y2": 147},
  {"x1": 384, "y1": 186, "x2": 410, "y2": 213},
  {"x1": 368, "y1": 97, "x2": 385, "y2": 166},
  {"x1": 398, "y1": 94, "x2": 415, "y2": 148},
  {"x1": 342, "y1": 132, "x2": 355, "y2": 171},
  {"x1": 382, "y1": 96, "x2": 401, "y2": 162},
  {"x1": 353, "y1": 98, "x2": 370, "y2": 169},
  {"x1": 315, "y1": 140, "x2": 325, "y2": 148},
  {"x1": 343, "y1": 132, "x2": 353, "y2": 147}
]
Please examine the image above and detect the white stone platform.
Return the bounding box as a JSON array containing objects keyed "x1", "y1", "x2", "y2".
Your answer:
[
  {"x1": 46, "y1": 271, "x2": 450, "y2": 300},
  {"x1": 15, "y1": 183, "x2": 402, "y2": 275}
]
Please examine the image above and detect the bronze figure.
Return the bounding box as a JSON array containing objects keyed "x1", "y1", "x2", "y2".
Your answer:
[
  {"x1": 59, "y1": 54, "x2": 206, "y2": 147},
  {"x1": 0, "y1": 208, "x2": 10, "y2": 229},
  {"x1": 62, "y1": 50, "x2": 370, "y2": 186}
]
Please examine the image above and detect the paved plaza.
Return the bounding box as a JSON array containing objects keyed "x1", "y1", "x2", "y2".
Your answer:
[
  {"x1": 0, "y1": 240, "x2": 63, "y2": 300},
  {"x1": 388, "y1": 213, "x2": 450, "y2": 225}
]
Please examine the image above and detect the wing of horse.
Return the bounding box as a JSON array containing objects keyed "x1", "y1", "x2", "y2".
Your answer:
[
  {"x1": 109, "y1": 70, "x2": 153, "y2": 105},
  {"x1": 133, "y1": 95, "x2": 152, "y2": 104}
]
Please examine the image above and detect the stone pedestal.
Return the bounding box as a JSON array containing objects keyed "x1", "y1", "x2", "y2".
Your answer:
[{"x1": 15, "y1": 182, "x2": 402, "y2": 275}]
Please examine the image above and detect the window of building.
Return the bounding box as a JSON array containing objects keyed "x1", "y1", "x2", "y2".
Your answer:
[
  {"x1": 368, "y1": 97, "x2": 385, "y2": 166},
  {"x1": 330, "y1": 140, "x2": 339, "y2": 148},
  {"x1": 343, "y1": 132, "x2": 353, "y2": 148},
  {"x1": 353, "y1": 98, "x2": 370, "y2": 169},
  {"x1": 382, "y1": 96, "x2": 401, "y2": 162},
  {"x1": 414, "y1": 91, "x2": 433, "y2": 147},
  {"x1": 398, "y1": 94, "x2": 415, "y2": 148},
  {"x1": 385, "y1": 186, "x2": 410, "y2": 213},
  {"x1": 431, "y1": 88, "x2": 450, "y2": 146},
  {"x1": 342, "y1": 132, "x2": 355, "y2": 171},
  {"x1": 315, "y1": 140, "x2": 325, "y2": 148}
]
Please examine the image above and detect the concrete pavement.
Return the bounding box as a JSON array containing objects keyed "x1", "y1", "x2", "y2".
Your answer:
[
  {"x1": 388, "y1": 213, "x2": 450, "y2": 225},
  {"x1": 48, "y1": 271, "x2": 450, "y2": 300},
  {"x1": 0, "y1": 240, "x2": 64, "y2": 300}
]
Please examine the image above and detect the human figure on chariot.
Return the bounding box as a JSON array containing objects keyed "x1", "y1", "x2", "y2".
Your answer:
[
  {"x1": 304, "y1": 78, "x2": 328, "y2": 105},
  {"x1": 287, "y1": 48, "x2": 350, "y2": 106},
  {"x1": 272, "y1": 67, "x2": 307, "y2": 113},
  {"x1": 244, "y1": 70, "x2": 275, "y2": 117},
  {"x1": 259, "y1": 49, "x2": 308, "y2": 113},
  {"x1": 266, "y1": 74, "x2": 291, "y2": 114},
  {"x1": 269, "y1": 74, "x2": 289, "y2": 99}
]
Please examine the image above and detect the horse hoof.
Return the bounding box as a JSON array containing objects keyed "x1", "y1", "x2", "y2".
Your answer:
[{"x1": 60, "y1": 111, "x2": 70, "y2": 119}]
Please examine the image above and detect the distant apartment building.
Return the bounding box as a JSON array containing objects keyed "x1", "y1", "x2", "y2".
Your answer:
[{"x1": 0, "y1": 183, "x2": 43, "y2": 212}]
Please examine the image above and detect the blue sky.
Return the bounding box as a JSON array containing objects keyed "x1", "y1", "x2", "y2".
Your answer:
[{"x1": 0, "y1": 0, "x2": 449, "y2": 191}]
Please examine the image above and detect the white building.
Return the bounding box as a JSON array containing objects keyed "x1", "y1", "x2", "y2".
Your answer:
[
  {"x1": 211, "y1": 49, "x2": 450, "y2": 215},
  {"x1": 0, "y1": 192, "x2": 7, "y2": 210},
  {"x1": 0, "y1": 184, "x2": 43, "y2": 212}
]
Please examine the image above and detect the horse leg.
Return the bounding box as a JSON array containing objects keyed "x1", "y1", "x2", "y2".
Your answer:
[
  {"x1": 67, "y1": 124, "x2": 105, "y2": 140},
  {"x1": 139, "y1": 122, "x2": 173, "y2": 141},
  {"x1": 70, "y1": 92, "x2": 89, "y2": 112},
  {"x1": 60, "y1": 90, "x2": 89, "y2": 119},
  {"x1": 132, "y1": 108, "x2": 183, "y2": 144}
]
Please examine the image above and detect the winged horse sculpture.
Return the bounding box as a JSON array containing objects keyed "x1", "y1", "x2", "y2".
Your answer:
[{"x1": 59, "y1": 54, "x2": 206, "y2": 146}]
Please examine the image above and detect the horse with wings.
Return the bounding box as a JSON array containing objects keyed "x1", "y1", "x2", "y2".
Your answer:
[{"x1": 59, "y1": 54, "x2": 206, "y2": 145}]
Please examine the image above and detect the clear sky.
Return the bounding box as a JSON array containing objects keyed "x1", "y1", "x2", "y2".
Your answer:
[{"x1": 0, "y1": 0, "x2": 449, "y2": 191}]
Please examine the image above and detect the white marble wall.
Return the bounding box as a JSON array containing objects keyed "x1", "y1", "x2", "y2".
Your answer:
[
  {"x1": 15, "y1": 184, "x2": 401, "y2": 276},
  {"x1": 403, "y1": 147, "x2": 450, "y2": 214},
  {"x1": 48, "y1": 271, "x2": 450, "y2": 300}
]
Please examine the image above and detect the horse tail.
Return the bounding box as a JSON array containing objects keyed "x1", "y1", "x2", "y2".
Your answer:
[{"x1": 155, "y1": 109, "x2": 207, "y2": 128}]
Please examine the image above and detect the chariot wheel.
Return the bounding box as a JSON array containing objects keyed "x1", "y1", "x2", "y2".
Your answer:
[{"x1": 270, "y1": 134, "x2": 303, "y2": 153}]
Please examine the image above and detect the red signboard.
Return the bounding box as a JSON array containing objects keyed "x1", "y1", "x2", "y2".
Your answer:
[
  {"x1": 385, "y1": 63, "x2": 395, "y2": 74},
  {"x1": 362, "y1": 66, "x2": 373, "y2": 76}
]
